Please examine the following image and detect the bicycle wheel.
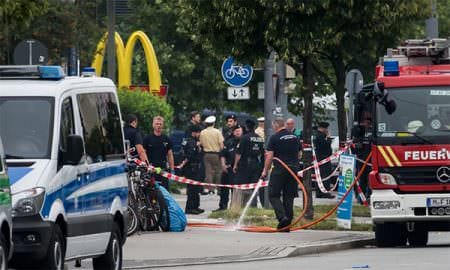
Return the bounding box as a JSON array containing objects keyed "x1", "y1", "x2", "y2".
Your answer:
[
  {"x1": 144, "y1": 189, "x2": 161, "y2": 231},
  {"x1": 127, "y1": 205, "x2": 138, "y2": 236},
  {"x1": 155, "y1": 189, "x2": 170, "y2": 231},
  {"x1": 137, "y1": 194, "x2": 150, "y2": 231}
]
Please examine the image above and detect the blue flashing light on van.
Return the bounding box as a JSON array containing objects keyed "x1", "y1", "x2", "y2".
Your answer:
[
  {"x1": 0, "y1": 65, "x2": 65, "y2": 80},
  {"x1": 38, "y1": 66, "x2": 65, "y2": 80},
  {"x1": 383, "y1": 60, "x2": 400, "y2": 76},
  {"x1": 81, "y1": 67, "x2": 96, "y2": 77}
]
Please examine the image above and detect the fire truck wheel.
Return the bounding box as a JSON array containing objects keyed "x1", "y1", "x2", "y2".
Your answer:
[
  {"x1": 375, "y1": 223, "x2": 406, "y2": 247},
  {"x1": 394, "y1": 223, "x2": 408, "y2": 246},
  {"x1": 408, "y1": 225, "x2": 428, "y2": 247}
]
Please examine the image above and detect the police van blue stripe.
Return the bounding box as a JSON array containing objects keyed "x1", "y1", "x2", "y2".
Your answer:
[
  {"x1": 8, "y1": 167, "x2": 33, "y2": 185},
  {"x1": 41, "y1": 163, "x2": 127, "y2": 218}
]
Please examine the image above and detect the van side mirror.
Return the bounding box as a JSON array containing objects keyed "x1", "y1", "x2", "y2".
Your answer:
[
  {"x1": 63, "y1": 135, "x2": 84, "y2": 165},
  {"x1": 385, "y1": 99, "x2": 397, "y2": 115}
]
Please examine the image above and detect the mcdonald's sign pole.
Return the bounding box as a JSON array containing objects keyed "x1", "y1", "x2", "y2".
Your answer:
[{"x1": 107, "y1": 0, "x2": 116, "y2": 82}]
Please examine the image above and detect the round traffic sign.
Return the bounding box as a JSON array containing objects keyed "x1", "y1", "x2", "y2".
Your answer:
[
  {"x1": 13, "y1": 39, "x2": 48, "y2": 65},
  {"x1": 221, "y1": 56, "x2": 253, "y2": 87},
  {"x1": 345, "y1": 69, "x2": 364, "y2": 94}
]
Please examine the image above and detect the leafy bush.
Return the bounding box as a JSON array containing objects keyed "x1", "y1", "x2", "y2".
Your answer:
[{"x1": 117, "y1": 88, "x2": 174, "y2": 134}]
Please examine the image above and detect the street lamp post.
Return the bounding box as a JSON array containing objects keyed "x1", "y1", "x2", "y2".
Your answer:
[{"x1": 107, "y1": 0, "x2": 116, "y2": 81}]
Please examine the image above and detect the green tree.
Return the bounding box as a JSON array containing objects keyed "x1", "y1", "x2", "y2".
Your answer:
[
  {"x1": 311, "y1": 1, "x2": 429, "y2": 140},
  {"x1": 31, "y1": 0, "x2": 102, "y2": 66},
  {"x1": 0, "y1": 0, "x2": 104, "y2": 67},
  {"x1": 0, "y1": 0, "x2": 50, "y2": 63},
  {"x1": 117, "y1": 88, "x2": 173, "y2": 134},
  {"x1": 178, "y1": 0, "x2": 430, "y2": 141},
  {"x1": 116, "y1": 0, "x2": 231, "y2": 128}
]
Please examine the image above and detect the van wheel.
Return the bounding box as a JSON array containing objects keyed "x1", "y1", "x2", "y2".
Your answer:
[
  {"x1": 0, "y1": 234, "x2": 7, "y2": 270},
  {"x1": 93, "y1": 223, "x2": 122, "y2": 270},
  {"x1": 42, "y1": 225, "x2": 65, "y2": 270}
]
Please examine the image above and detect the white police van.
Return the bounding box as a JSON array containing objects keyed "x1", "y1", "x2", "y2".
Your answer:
[
  {"x1": 0, "y1": 66, "x2": 128, "y2": 269},
  {"x1": 0, "y1": 137, "x2": 12, "y2": 270}
]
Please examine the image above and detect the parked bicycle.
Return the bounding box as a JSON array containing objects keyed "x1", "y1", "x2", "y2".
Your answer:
[{"x1": 126, "y1": 150, "x2": 170, "y2": 236}]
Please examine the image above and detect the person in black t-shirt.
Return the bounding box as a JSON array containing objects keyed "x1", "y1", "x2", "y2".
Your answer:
[
  {"x1": 143, "y1": 116, "x2": 175, "y2": 190},
  {"x1": 123, "y1": 114, "x2": 148, "y2": 163},
  {"x1": 261, "y1": 118, "x2": 302, "y2": 232}
]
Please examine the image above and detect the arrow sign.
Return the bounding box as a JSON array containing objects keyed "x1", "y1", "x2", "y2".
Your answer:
[{"x1": 227, "y1": 87, "x2": 250, "y2": 100}]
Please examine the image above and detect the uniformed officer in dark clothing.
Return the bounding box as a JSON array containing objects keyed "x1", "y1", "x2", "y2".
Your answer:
[
  {"x1": 234, "y1": 119, "x2": 265, "y2": 207},
  {"x1": 222, "y1": 114, "x2": 238, "y2": 140},
  {"x1": 215, "y1": 125, "x2": 243, "y2": 211},
  {"x1": 123, "y1": 114, "x2": 148, "y2": 163},
  {"x1": 313, "y1": 122, "x2": 335, "y2": 199},
  {"x1": 261, "y1": 118, "x2": 302, "y2": 232},
  {"x1": 354, "y1": 111, "x2": 373, "y2": 201},
  {"x1": 185, "y1": 111, "x2": 203, "y2": 137},
  {"x1": 180, "y1": 125, "x2": 204, "y2": 214}
]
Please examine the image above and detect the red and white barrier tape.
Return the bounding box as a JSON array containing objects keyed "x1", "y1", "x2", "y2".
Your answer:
[
  {"x1": 129, "y1": 141, "x2": 370, "y2": 204},
  {"x1": 297, "y1": 148, "x2": 346, "y2": 178},
  {"x1": 348, "y1": 148, "x2": 369, "y2": 206},
  {"x1": 310, "y1": 138, "x2": 339, "y2": 193},
  {"x1": 299, "y1": 141, "x2": 368, "y2": 205},
  {"x1": 149, "y1": 165, "x2": 268, "y2": 190}
]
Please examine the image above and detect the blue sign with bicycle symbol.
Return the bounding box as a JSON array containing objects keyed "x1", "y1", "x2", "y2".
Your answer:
[{"x1": 221, "y1": 56, "x2": 253, "y2": 87}]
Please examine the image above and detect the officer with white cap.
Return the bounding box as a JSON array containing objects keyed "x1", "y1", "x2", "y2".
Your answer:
[
  {"x1": 255, "y1": 117, "x2": 265, "y2": 140},
  {"x1": 199, "y1": 115, "x2": 224, "y2": 193},
  {"x1": 204, "y1": 115, "x2": 216, "y2": 124}
]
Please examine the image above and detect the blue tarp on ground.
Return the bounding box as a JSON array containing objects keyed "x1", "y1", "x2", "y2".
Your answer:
[{"x1": 158, "y1": 185, "x2": 187, "y2": 232}]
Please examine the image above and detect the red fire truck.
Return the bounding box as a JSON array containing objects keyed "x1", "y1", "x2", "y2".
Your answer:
[{"x1": 354, "y1": 39, "x2": 450, "y2": 247}]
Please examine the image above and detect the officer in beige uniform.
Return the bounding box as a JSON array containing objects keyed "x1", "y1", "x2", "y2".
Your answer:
[
  {"x1": 255, "y1": 117, "x2": 265, "y2": 140},
  {"x1": 199, "y1": 116, "x2": 224, "y2": 193}
]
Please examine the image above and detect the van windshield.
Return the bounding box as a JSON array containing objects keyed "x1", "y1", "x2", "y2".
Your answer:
[
  {"x1": 0, "y1": 97, "x2": 54, "y2": 159},
  {"x1": 376, "y1": 87, "x2": 450, "y2": 144}
]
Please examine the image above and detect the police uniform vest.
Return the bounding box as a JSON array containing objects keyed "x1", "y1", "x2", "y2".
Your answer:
[
  {"x1": 182, "y1": 136, "x2": 201, "y2": 176},
  {"x1": 238, "y1": 132, "x2": 264, "y2": 166},
  {"x1": 223, "y1": 136, "x2": 239, "y2": 166}
]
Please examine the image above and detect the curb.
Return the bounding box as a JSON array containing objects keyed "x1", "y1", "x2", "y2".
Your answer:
[
  {"x1": 123, "y1": 234, "x2": 374, "y2": 269},
  {"x1": 288, "y1": 236, "x2": 374, "y2": 257}
]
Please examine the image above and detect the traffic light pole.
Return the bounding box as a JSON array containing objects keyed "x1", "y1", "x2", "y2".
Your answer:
[{"x1": 263, "y1": 51, "x2": 277, "y2": 208}]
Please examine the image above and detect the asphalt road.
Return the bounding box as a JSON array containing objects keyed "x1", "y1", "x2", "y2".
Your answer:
[{"x1": 155, "y1": 232, "x2": 450, "y2": 270}]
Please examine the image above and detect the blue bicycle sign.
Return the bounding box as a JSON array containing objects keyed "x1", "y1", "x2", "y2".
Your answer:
[{"x1": 221, "y1": 56, "x2": 253, "y2": 87}]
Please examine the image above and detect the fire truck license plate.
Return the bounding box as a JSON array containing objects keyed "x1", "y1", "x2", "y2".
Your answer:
[{"x1": 427, "y1": 198, "x2": 450, "y2": 207}]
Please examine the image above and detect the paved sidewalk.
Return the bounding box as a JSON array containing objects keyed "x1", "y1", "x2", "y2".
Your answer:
[
  {"x1": 122, "y1": 191, "x2": 372, "y2": 268},
  {"x1": 120, "y1": 227, "x2": 373, "y2": 269},
  {"x1": 68, "y1": 190, "x2": 373, "y2": 269}
]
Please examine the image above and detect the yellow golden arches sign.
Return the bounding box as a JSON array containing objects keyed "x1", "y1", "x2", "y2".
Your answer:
[{"x1": 91, "y1": 31, "x2": 162, "y2": 93}]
